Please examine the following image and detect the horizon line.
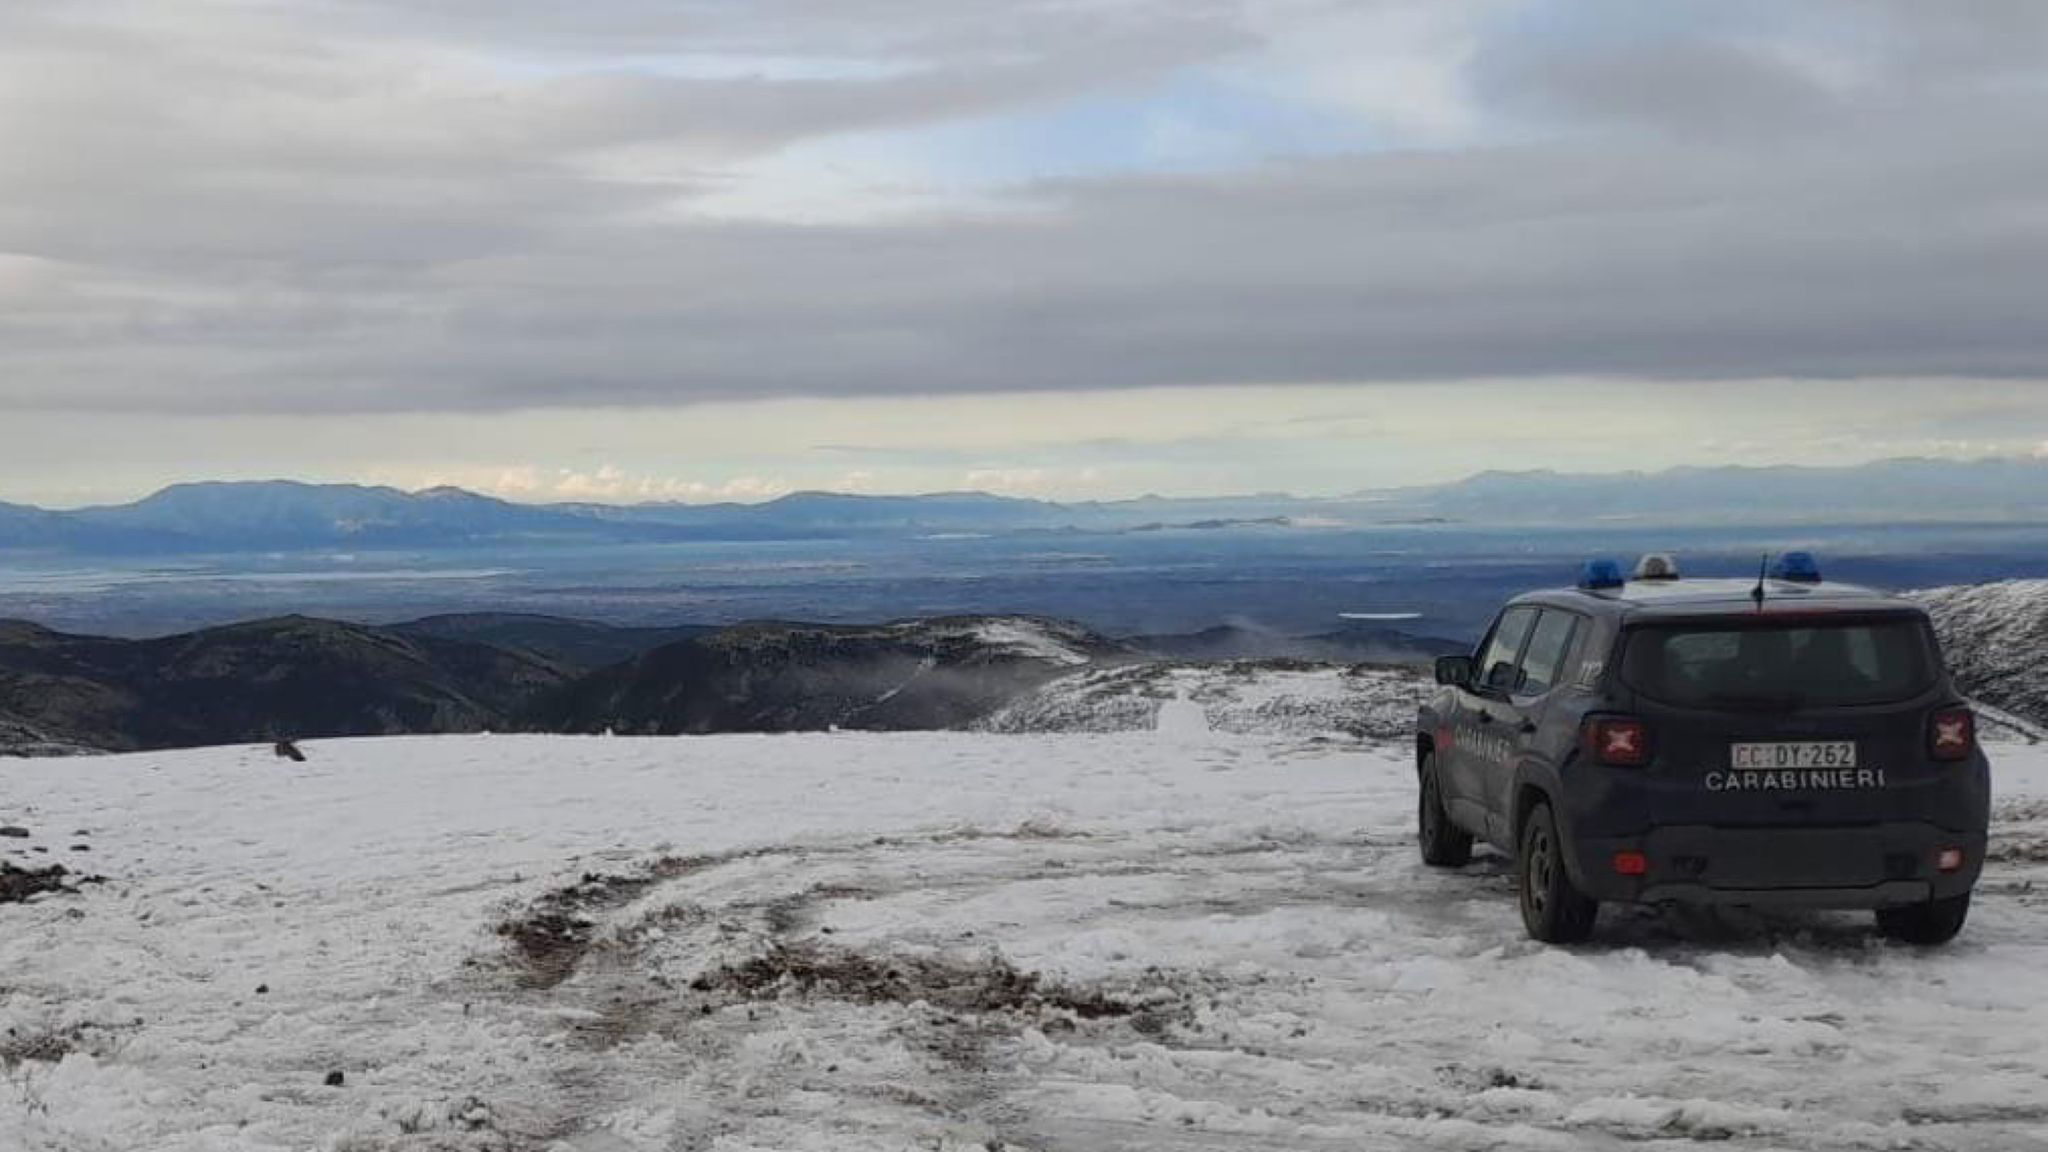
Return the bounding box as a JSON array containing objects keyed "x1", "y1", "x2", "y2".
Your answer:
[{"x1": 6, "y1": 449, "x2": 2047, "y2": 512}]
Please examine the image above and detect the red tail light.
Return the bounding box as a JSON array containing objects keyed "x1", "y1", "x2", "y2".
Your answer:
[
  {"x1": 1929, "y1": 707, "x2": 1975, "y2": 762},
  {"x1": 1583, "y1": 716, "x2": 1650, "y2": 767}
]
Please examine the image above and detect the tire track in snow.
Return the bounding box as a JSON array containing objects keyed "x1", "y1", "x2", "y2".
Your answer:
[{"x1": 485, "y1": 805, "x2": 2048, "y2": 1152}]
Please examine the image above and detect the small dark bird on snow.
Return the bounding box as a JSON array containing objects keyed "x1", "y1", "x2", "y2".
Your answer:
[{"x1": 273, "y1": 740, "x2": 306, "y2": 763}]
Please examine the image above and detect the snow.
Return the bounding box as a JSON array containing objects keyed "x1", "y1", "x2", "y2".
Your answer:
[
  {"x1": 3, "y1": 732, "x2": 2048, "y2": 1150},
  {"x1": 1152, "y1": 693, "x2": 1210, "y2": 739},
  {"x1": 986, "y1": 662, "x2": 1425, "y2": 739},
  {"x1": 959, "y1": 619, "x2": 1094, "y2": 667},
  {"x1": 1912, "y1": 580, "x2": 2048, "y2": 730},
  {"x1": 871, "y1": 655, "x2": 938, "y2": 705}
]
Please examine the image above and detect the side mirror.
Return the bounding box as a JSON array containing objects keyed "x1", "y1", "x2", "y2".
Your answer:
[
  {"x1": 1485, "y1": 660, "x2": 1525, "y2": 693},
  {"x1": 1434, "y1": 655, "x2": 1474, "y2": 687}
]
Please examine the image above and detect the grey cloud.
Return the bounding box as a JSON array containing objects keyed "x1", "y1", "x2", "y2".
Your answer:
[
  {"x1": 1481, "y1": 36, "x2": 1844, "y2": 137},
  {"x1": 3, "y1": 1, "x2": 2048, "y2": 416},
  {"x1": 321, "y1": 0, "x2": 1245, "y2": 59},
  {"x1": 1478, "y1": 1, "x2": 2048, "y2": 138}
]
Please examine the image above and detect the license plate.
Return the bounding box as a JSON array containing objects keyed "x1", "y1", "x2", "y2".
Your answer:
[{"x1": 1730, "y1": 741, "x2": 1857, "y2": 770}]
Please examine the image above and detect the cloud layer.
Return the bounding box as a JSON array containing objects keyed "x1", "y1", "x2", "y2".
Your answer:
[{"x1": 3, "y1": 1, "x2": 2047, "y2": 417}]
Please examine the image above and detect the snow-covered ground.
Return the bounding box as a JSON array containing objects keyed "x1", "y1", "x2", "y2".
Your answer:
[{"x1": 5, "y1": 723, "x2": 2048, "y2": 1151}]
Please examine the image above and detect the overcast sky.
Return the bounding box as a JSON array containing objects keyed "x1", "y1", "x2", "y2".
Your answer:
[{"x1": 4, "y1": 0, "x2": 2048, "y2": 506}]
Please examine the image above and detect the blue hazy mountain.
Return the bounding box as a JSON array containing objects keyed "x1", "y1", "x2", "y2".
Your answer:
[
  {"x1": 1, "y1": 482, "x2": 1088, "y2": 553},
  {"x1": 5, "y1": 456, "x2": 2048, "y2": 556},
  {"x1": 558, "y1": 490, "x2": 1073, "y2": 535},
  {"x1": 1373, "y1": 456, "x2": 2048, "y2": 524},
  {"x1": 52, "y1": 481, "x2": 640, "y2": 551}
]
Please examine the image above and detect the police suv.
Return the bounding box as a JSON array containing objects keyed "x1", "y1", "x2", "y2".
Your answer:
[{"x1": 1416, "y1": 553, "x2": 1990, "y2": 945}]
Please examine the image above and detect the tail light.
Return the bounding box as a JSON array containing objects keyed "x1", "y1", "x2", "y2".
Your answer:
[
  {"x1": 1929, "y1": 706, "x2": 1975, "y2": 762},
  {"x1": 1583, "y1": 716, "x2": 1650, "y2": 767}
]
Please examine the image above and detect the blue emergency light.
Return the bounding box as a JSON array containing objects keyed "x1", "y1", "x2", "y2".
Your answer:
[
  {"x1": 1578, "y1": 558, "x2": 1626, "y2": 590},
  {"x1": 1770, "y1": 551, "x2": 1823, "y2": 584}
]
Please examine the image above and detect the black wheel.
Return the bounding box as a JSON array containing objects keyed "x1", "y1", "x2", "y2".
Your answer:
[
  {"x1": 1418, "y1": 752, "x2": 1473, "y2": 867},
  {"x1": 1518, "y1": 801, "x2": 1598, "y2": 943},
  {"x1": 1877, "y1": 893, "x2": 1970, "y2": 945}
]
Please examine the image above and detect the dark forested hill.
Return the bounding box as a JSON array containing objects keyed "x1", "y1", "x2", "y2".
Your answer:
[
  {"x1": 387, "y1": 613, "x2": 713, "y2": 674},
  {"x1": 0, "y1": 613, "x2": 1134, "y2": 752},
  {"x1": 521, "y1": 617, "x2": 1133, "y2": 735},
  {"x1": 0, "y1": 616, "x2": 572, "y2": 752}
]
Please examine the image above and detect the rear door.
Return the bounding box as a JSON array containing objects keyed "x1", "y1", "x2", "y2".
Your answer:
[{"x1": 1618, "y1": 613, "x2": 1953, "y2": 829}]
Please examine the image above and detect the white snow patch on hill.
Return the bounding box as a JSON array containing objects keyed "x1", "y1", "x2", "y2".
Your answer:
[
  {"x1": 1912, "y1": 580, "x2": 2048, "y2": 731},
  {"x1": 0, "y1": 717, "x2": 100, "y2": 759},
  {"x1": 986, "y1": 661, "x2": 1427, "y2": 739},
  {"x1": 958, "y1": 618, "x2": 1096, "y2": 666},
  {"x1": 6, "y1": 734, "x2": 2048, "y2": 1150},
  {"x1": 1152, "y1": 692, "x2": 1211, "y2": 739}
]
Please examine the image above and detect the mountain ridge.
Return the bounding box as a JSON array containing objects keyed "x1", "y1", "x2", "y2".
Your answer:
[
  {"x1": 10, "y1": 455, "x2": 2048, "y2": 555},
  {"x1": 2, "y1": 581, "x2": 2041, "y2": 755}
]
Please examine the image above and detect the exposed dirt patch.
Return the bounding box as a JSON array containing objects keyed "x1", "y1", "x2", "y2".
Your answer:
[
  {"x1": 0, "y1": 1023, "x2": 82, "y2": 1068},
  {"x1": 0, "y1": 1019, "x2": 139, "y2": 1070},
  {"x1": 688, "y1": 941, "x2": 1159, "y2": 1026},
  {"x1": 0, "y1": 861, "x2": 100, "y2": 906},
  {"x1": 496, "y1": 857, "x2": 721, "y2": 988},
  {"x1": 1986, "y1": 835, "x2": 2048, "y2": 864},
  {"x1": 1437, "y1": 1062, "x2": 1547, "y2": 1093},
  {"x1": 1903, "y1": 1100, "x2": 2048, "y2": 1126},
  {"x1": 1994, "y1": 797, "x2": 2048, "y2": 824},
  {"x1": 497, "y1": 833, "x2": 1107, "y2": 989},
  {"x1": 496, "y1": 910, "x2": 593, "y2": 990}
]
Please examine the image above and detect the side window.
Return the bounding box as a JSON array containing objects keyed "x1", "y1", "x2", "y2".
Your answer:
[
  {"x1": 1517, "y1": 610, "x2": 1580, "y2": 695},
  {"x1": 1475, "y1": 607, "x2": 1537, "y2": 692}
]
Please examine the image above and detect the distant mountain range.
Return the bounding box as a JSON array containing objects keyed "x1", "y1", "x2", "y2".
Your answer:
[
  {"x1": 1370, "y1": 456, "x2": 2048, "y2": 526},
  {"x1": 5, "y1": 456, "x2": 2048, "y2": 555}
]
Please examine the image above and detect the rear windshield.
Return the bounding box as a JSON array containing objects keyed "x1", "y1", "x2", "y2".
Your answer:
[{"x1": 1619, "y1": 617, "x2": 1936, "y2": 709}]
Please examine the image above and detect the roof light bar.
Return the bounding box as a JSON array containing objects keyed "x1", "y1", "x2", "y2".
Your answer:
[
  {"x1": 1633, "y1": 553, "x2": 1681, "y2": 581},
  {"x1": 1769, "y1": 551, "x2": 1823, "y2": 584},
  {"x1": 1579, "y1": 558, "x2": 1626, "y2": 590}
]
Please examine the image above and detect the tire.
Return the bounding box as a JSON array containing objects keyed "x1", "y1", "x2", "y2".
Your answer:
[
  {"x1": 1877, "y1": 893, "x2": 1971, "y2": 945},
  {"x1": 1418, "y1": 752, "x2": 1473, "y2": 868},
  {"x1": 1518, "y1": 801, "x2": 1598, "y2": 944}
]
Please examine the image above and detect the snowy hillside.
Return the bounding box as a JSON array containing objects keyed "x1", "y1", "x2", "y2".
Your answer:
[
  {"x1": 983, "y1": 661, "x2": 1427, "y2": 739},
  {"x1": 523, "y1": 614, "x2": 1128, "y2": 737},
  {"x1": 6, "y1": 729, "x2": 2048, "y2": 1150},
  {"x1": 1913, "y1": 580, "x2": 2048, "y2": 729},
  {"x1": 0, "y1": 717, "x2": 98, "y2": 758}
]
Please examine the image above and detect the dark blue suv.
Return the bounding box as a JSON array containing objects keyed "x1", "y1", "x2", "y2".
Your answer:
[{"x1": 1416, "y1": 554, "x2": 1990, "y2": 945}]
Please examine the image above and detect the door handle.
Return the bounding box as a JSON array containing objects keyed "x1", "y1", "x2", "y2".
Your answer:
[
  {"x1": 1519, "y1": 720, "x2": 1539, "y2": 735},
  {"x1": 1476, "y1": 710, "x2": 1495, "y2": 725}
]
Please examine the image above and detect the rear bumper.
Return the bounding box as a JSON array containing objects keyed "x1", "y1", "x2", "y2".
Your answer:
[{"x1": 1570, "y1": 822, "x2": 1985, "y2": 908}]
